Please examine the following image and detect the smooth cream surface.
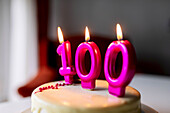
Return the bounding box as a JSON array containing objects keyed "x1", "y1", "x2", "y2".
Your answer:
[{"x1": 31, "y1": 80, "x2": 141, "y2": 113}]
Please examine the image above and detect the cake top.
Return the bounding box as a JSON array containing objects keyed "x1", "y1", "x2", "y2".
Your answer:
[{"x1": 32, "y1": 80, "x2": 140, "y2": 108}]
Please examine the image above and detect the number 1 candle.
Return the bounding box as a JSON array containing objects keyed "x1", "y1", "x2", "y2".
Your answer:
[
  {"x1": 104, "y1": 24, "x2": 136, "y2": 97},
  {"x1": 57, "y1": 27, "x2": 76, "y2": 84},
  {"x1": 75, "y1": 26, "x2": 101, "y2": 89}
]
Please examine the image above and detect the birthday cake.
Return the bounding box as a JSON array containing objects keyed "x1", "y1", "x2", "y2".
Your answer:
[
  {"x1": 31, "y1": 80, "x2": 141, "y2": 113},
  {"x1": 31, "y1": 25, "x2": 141, "y2": 113}
]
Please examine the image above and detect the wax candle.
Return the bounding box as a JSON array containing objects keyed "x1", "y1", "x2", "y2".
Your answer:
[
  {"x1": 104, "y1": 24, "x2": 136, "y2": 97},
  {"x1": 57, "y1": 27, "x2": 76, "y2": 84},
  {"x1": 75, "y1": 26, "x2": 101, "y2": 89}
]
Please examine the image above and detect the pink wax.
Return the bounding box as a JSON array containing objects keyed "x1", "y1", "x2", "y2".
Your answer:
[
  {"x1": 75, "y1": 42, "x2": 101, "y2": 89},
  {"x1": 104, "y1": 40, "x2": 136, "y2": 97},
  {"x1": 57, "y1": 41, "x2": 76, "y2": 84}
]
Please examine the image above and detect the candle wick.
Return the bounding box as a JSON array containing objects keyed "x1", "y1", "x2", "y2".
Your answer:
[
  {"x1": 85, "y1": 38, "x2": 90, "y2": 42},
  {"x1": 117, "y1": 37, "x2": 123, "y2": 41}
]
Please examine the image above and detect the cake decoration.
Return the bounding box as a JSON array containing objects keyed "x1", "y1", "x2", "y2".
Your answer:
[
  {"x1": 57, "y1": 25, "x2": 136, "y2": 97},
  {"x1": 104, "y1": 24, "x2": 136, "y2": 97},
  {"x1": 34, "y1": 82, "x2": 70, "y2": 94},
  {"x1": 75, "y1": 26, "x2": 102, "y2": 90},
  {"x1": 57, "y1": 27, "x2": 76, "y2": 84}
]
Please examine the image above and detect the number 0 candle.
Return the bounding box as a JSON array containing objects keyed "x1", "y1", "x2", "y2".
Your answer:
[
  {"x1": 57, "y1": 27, "x2": 76, "y2": 84},
  {"x1": 75, "y1": 26, "x2": 101, "y2": 89},
  {"x1": 104, "y1": 24, "x2": 136, "y2": 97}
]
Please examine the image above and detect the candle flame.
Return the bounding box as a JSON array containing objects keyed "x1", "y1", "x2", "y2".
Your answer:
[
  {"x1": 116, "y1": 24, "x2": 123, "y2": 40},
  {"x1": 85, "y1": 26, "x2": 90, "y2": 42},
  {"x1": 57, "y1": 27, "x2": 64, "y2": 43}
]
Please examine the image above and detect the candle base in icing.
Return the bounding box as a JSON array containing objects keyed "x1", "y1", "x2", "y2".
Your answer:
[
  {"x1": 81, "y1": 80, "x2": 95, "y2": 89},
  {"x1": 108, "y1": 85, "x2": 125, "y2": 97}
]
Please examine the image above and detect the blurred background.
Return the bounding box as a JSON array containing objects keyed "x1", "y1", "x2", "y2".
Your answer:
[{"x1": 0, "y1": 0, "x2": 170, "y2": 102}]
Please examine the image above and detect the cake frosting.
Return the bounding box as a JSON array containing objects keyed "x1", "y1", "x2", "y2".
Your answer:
[{"x1": 31, "y1": 80, "x2": 141, "y2": 113}]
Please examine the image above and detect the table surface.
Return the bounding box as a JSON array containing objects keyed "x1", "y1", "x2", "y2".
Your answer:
[{"x1": 0, "y1": 73, "x2": 169, "y2": 113}]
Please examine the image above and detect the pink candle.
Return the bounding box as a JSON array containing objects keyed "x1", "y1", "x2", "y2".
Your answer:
[
  {"x1": 57, "y1": 27, "x2": 76, "y2": 84},
  {"x1": 75, "y1": 27, "x2": 101, "y2": 89},
  {"x1": 104, "y1": 24, "x2": 136, "y2": 97}
]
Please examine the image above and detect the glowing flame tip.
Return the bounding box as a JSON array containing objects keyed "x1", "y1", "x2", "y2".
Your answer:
[
  {"x1": 85, "y1": 26, "x2": 90, "y2": 42},
  {"x1": 116, "y1": 24, "x2": 123, "y2": 40},
  {"x1": 57, "y1": 27, "x2": 64, "y2": 43}
]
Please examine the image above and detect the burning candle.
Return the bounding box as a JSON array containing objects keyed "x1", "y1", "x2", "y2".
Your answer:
[
  {"x1": 104, "y1": 24, "x2": 136, "y2": 97},
  {"x1": 57, "y1": 27, "x2": 76, "y2": 84},
  {"x1": 75, "y1": 26, "x2": 101, "y2": 89}
]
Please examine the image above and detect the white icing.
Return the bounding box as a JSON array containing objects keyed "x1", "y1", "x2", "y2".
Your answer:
[{"x1": 31, "y1": 80, "x2": 141, "y2": 113}]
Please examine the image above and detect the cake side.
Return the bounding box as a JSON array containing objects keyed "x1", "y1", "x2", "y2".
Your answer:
[{"x1": 31, "y1": 80, "x2": 141, "y2": 113}]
